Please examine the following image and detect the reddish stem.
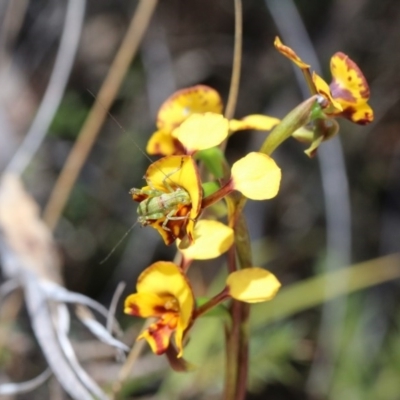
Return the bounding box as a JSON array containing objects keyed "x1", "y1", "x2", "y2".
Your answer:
[
  {"x1": 224, "y1": 299, "x2": 241, "y2": 399},
  {"x1": 193, "y1": 288, "x2": 230, "y2": 319},
  {"x1": 201, "y1": 179, "x2": 234, "y2": 209},
  {"x1": 235, "y1": 303, "x2": 250, "y2": 400}
]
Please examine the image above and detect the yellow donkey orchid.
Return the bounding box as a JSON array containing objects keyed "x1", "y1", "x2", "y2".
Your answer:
[{"x1": 124, "y1": 262, "x2": 195, "y2": 357}]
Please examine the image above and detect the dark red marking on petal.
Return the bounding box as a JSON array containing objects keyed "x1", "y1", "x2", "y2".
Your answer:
[
  {"x1": 143, "y1": 203, "x2": 192, "y2": 245},
  {"x1": 126, "y1": 303, "x2": 140, "y2": 316},
  {"x1": 150, "y1": 218, "x2": 177, "y2": 245},
  {"x1": 330, "y1": 79, "x2": 357, "y2": 103},
  {"x1": 172, "y1": 138, "x2": 186, "y2": 155},
  {"x1": 340, "y1": 106, "x2": 373, "y2": 125},
  {"x1": 154, "y1": 142, "x2": 161, "y2": 155},
  {"x1": 333, "y1": 52, "x2": 370, "y2": 99},
  {"x1": 147, "y1": 321, "x2": 174, "y2": 355},
  {"x1": 153, "y1": 305, "x2": 168, "y2": 314}
]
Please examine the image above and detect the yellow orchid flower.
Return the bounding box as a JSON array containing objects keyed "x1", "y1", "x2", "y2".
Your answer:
[
  {"x1": 124, "y1": 262, "x2": 281, "y2": 357},
  {"x1": 146, "y1": 85, "x2": 280, "y2": 156},
  {"x1": 274, "y1": 37, "x2": 373, "y2": 156},
  {"x1": 156, "y1": 85, "x2": 224, "y2": 132},
  {"x1": 146, "y1": 85, "x2": 224, "y2": 156},
  {"x1": 125, "y1": 262, "x2": 195, "y2": 357},
  {"x1": 177, "y1": 220, "x2": 234, "y2": 260},
  {"x1": 274, "y1": 36, "x2": 373, "y2": 124},
  {"x1": 130, "y1": 155, "x2": 202, "y2": 245},
  {"x1": 329, "y1": 52, "x2": 373, "y2": 124}
]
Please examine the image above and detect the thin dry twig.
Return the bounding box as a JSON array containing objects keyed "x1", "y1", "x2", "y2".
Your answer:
[
  {"x1": 106, "y1": 281, "x2": 126, "y2": 334},
  {"x1": 224, "y1": 0, "x2": 243, "y2": 121},
  {"x1": 43, "y1": 0, "x2": 159, "y2": 231},
  {"x1": 112, "y1": 318, "x2": 153, "y2": 398}
]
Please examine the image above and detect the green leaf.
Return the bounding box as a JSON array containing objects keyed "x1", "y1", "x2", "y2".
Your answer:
[
  {"x1": 195, "y1": 147, "x2": 227, "y2": 179},
  {"x1": 201, "y1": 181, "x2": 220, "y2": 197},
  {"x1": 259, "y1": 95, "x2": 319, "y2": 156},
  {"x1": 251, "y1": 254, "x2": 400, "y2": 328}
]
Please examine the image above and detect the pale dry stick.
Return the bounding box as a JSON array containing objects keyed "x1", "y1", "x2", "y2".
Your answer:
[
  {"x1": 112, "y1": 319, "x2": 153, "y2": 397},
  {"x1": 106, "y1": 282, "x2": 126, "y2": 334},
  {"x1": 5, "y1": 0, "x2": 86, "y2": 176},
  {"x1": 224, "y1": 0, "x2": 242, "y2": 122},
  {"x1": 43, "y1": 0, "x2": 158, "y2": 230}
]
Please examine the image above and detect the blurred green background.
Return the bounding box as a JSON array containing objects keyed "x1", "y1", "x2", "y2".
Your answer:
[{"x1": 1, "y1": 0, "x2": 400, "y2": 399}]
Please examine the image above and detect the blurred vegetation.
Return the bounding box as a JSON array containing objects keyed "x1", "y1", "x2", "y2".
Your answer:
[{"x1": 1, "y1": 0, "x2": 400, "y2": 399}]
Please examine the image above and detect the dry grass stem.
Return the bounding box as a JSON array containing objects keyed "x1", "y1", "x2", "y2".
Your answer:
[{"x1": 43, "y1": 0, "x2": 158, "y2": 230}]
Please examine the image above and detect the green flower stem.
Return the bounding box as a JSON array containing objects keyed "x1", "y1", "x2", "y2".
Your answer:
[
  {"x1": 260, "y1": 95, "x2": 319, "y2": 156},
  {"x1": 224, "y1": 300, "x2": 250, "y2": 400},
  {"x1": 235, "y1": 303, "x2": 250, "y2": 400},
  {"x1": 224, "y1": 300, "x2": 241, "y2": 400},
  {"x1": 302, "y1": 68, "x2": 318, "y2": 97},
  {"x1": 204, "y1": 0, "x2": 243, "y2": 391},
  {"x1": 228, "y1": 213, "x2": 252, "y2": 400},
  {"x1": 234, "y1": 213, "x2": 253, "y2": 269},
  {"x1": 224, "y1": 0, "x2": 242, "y2": 121},
  {"x1": 227, "y1": 242, "x2": 237, "y2": 273},
  {"x1": 223, "y1": 97, "x2": 321, "y2": 399},
  {"x1": 223, "y1": 199, "x2": 253, "y2": 400}
]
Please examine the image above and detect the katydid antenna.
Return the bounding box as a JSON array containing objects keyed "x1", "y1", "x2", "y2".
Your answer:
[
  {"x1": 86, "y1": 89, "x2": 182, "y2": 185},
  {"x1": 99, "y1": 220, "x2": 139, "y2": 264}
]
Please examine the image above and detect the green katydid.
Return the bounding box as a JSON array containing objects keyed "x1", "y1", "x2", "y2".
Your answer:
[
  {"x1": 104, "y1": 112, "x2": 194, "y2": 234},
  {"x1": 129, "y1": 160, "x2": 192, "y2": 232},
  {"x1": 94, "y1": 98, "x2": 196, "y2": 263},
  {"x1": 99, "y1": 136, "x2": 193, "y2": 264}
]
